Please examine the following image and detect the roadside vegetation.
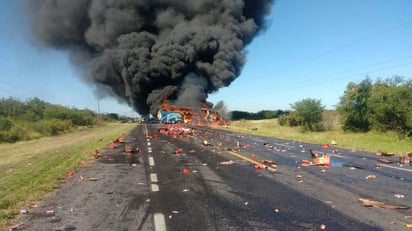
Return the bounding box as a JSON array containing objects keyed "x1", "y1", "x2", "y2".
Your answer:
[
  {"x1": 228, "y1": 76, "x2": 412, "y2": 154},
  {"x1": 0, "y1": 97, "x2": 135, "y2": 143},
  {"x1": 0, "y1": 97, "x2": 138, "y2": 229},
  {"x1": 0, "y1": 122, "x2": 136, "y2": 229}
]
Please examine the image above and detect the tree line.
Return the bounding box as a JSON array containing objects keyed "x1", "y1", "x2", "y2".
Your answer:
[
  {"x1": 0, "y1": 97, "x2": 129, "y2": 143},
  {"x1": 232, "y1": 76, "x2": 412, "y2": 139}
]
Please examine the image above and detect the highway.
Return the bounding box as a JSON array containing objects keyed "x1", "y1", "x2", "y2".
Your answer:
[
  {"x1": 136, "y1": 123, "x2": 411, "y2": 231},
  {"x1": 17, "y1": 122, "x2": 411, "y2": 231}
]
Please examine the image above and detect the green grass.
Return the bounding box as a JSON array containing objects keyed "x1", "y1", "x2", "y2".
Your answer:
[
  {"x1": 226, "y1": 119, "x2": 411, "y2": 154},
  {"x1": 0, "y1": 123, "x2": 135, "y2": 229}
]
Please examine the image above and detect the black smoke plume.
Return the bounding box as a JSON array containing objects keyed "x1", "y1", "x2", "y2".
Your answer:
[{"x1": 24, "y1": 0, "x2": 274, "y2": 116}]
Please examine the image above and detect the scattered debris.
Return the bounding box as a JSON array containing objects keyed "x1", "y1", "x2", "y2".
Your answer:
[
  {"x1": 253, "y1": 165, "x2": 261, "y2": 170},
  {"x1": 112, "y1": 135, "x2": 124, "y2": 143},
  {"x1": 359, "y1": 198, "x2": 409, "y2": 209},
  {"x1": 20, "y1": 209, "x2": 28, "y2": 215},
  {"x1": 220, "y1": 160, "x2": 235, "y2": 165},
  {"x1": 342, "y1": 164, "x2": 364, "y2": 169},
  {"x1": 147, "y1": 134, "x2": 158, "y2": 140},
  {"x1": 8, "y1": 223, "x2": 24, "y2": 231},
  {"x1": 331, "y1": 140, "x2": 337, "y2": 145},
  {"x1": 263, "y1": 142, "x2": 273, "y2": 149},
  {"x1": 394, "y1": 194, "x2": 405, "y2": 198},
  {"x1": 365, "y1": 174, "x2": 376, "y2": 180},
  {"x1": 258, "y1": 160, "x2": 276, "y2": 164},
  {"x1": 377, "y1": 158, "x2": 393, "y2": 164},
  {"x1": 332, "y1": 149, "x2": 340, "y2": 154},
  {"x1": 304, "y1": 149, "x2": 330, "y2": 166},
  {"x1": 182, "y1": 168, "x2": 190, "y2": 174},
  {"x1": 376, "y1": 151, "x2": 395, "y2": 157},
  {"x1": 125, "y1": 144, "x2": 140, "y2": 153},
  {"x1": 202, "y1": 140, "x2": 212, "y2": 146},
  {"x1": 399, "y1": 155, "x2": 410, "y2": 164},
  {"x1": 321, "y1": 143, "x2": 329, "y2": 149},
  {"x1": 109, "y1": 144, "x2": 117, "y2": 149},
  {"x1": 79, "y1": 176, "x2": 100, "y2": 181},
  {"x1": 46, "y1": 210, "x2": 55, "y2": 216}
]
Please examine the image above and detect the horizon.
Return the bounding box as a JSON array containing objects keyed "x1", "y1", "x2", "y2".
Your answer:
[{"x1": 1, "y1": 0, "x2": 411, "y2": 116}]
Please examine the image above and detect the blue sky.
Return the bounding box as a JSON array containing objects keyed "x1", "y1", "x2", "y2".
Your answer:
[{"x1": 1, "y1": 1, "x2": 411, "y2": 116}]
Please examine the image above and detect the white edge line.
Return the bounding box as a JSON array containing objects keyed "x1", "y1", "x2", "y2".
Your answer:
[{"x1": 377, "y1": 164, "x2": 412, "y2": 173}]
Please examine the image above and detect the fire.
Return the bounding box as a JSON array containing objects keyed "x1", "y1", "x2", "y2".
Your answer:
[{"x1": 157, "y1": 99, "x2": 227, "y2": 126}]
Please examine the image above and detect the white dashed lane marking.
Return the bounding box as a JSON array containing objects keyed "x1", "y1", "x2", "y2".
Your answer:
[
  {"x1": 149, "y1": 156, "x2": 155, "y2": 166},
  {"x1": 150, "y1": 173, "x2": 159, "y2": 183},
  {"x1": 154, "y1": 213, "x2": 167, "y2": 231},
  {"x1": 151, "y1": 183, "x2": 160, "y2": 192}
]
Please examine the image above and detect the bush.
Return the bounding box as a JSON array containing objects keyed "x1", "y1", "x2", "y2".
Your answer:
[{"x1": 32, "y1": 119, "x2": 73, "y2": 136}]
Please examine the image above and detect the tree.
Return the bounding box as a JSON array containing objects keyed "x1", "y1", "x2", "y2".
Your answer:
[
  {"x1": 337, "y1": 78, "x2": 372, "y2": 132},
  {"x1": 367, "y1": 76, "x2": 412, "y2": 138},
  {"x1": 290, "y1": 98, "x2": 324, "y2": 131}
]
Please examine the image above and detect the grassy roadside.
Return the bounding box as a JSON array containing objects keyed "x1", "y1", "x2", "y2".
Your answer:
[
  {"x1": 0, "y1": 123, "x2": 136, "y2": 229},
  {"x1": 226, "y1": 119, "x2": 411, "y2": 154}
]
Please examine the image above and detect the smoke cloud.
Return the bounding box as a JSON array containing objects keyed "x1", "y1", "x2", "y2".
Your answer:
[{"x1": 24, "y1": 0, "x2": 274, "y2": 116}]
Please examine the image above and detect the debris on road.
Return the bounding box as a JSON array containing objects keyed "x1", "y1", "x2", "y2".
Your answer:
[
  {"x1": 394, "y1": 194, "x2": 405, "y2": 199},
  {"x1": 125, "y1": 144, "x2": 140, "y2": 153},
  {"x1": 20, "y1": 209, "x2": 28, "y2": 215},
  {"x1": 79, "y1": 176, "x2": 100, "y2": 181},
  {"x1": 377, "y1": 158, "x2": 393, "y2": 164},
  {"x1": 358, "y1": 198, "x2": 409, "y2": 209},
  {"x1": 399, "y1": 154, "x2": 410, "y2": 164},
  {"x1": 365, "y1": 174, "x2": 376, "y2": 180},
  {"x1": 109, "y1": 143, "x2": 117, "y2": 149},
  {"x1": 301, "y1": 149, "x2": 331, "y2": 166},
  {"x1": 376, "y1": 151, "x2": 395, "y2": 157},
  {"x1": 342, "y1": 164, "x2": 364, "y2": 170},
  {"x1": 112, "y1": 135, "x2": 124, "y2": 143},
  {"x1": 258, "y1": 160, "x2": 276, "y2": 165},
  {"x1": 46, "y1": 210, "x2": 55, "y2": 216},
  {"x1": 8, "y1": 222, "x2": 23, "y2": 231},
  {"x1": 220, "y1": 160, "x2": 235, "y2": 165},
  {"x1": 321, "y1": 143, "x2": 329, "y2": 149}
]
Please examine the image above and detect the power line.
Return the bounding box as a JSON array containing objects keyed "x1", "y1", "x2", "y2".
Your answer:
[{"x1": 268, "y1": 20, "x2": 412, "y2": 75}]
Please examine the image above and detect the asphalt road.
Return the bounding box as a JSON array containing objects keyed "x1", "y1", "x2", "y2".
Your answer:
[{"x1": 14, "y1": 123, "x2": 412, "y2": 231}]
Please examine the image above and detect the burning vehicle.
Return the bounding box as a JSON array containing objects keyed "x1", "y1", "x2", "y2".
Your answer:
[{"x1": 157, "y1": 99, "x2": 227, "y2": 126}]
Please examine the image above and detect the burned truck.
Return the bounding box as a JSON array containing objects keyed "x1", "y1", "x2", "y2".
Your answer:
[{"x1": 157, "y1": 100, "x2": 227, "y2": 126}]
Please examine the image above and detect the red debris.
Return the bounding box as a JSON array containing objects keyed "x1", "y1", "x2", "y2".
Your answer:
[{"x1": 253, "y1": 165, "x2": 262, "y2": 170}]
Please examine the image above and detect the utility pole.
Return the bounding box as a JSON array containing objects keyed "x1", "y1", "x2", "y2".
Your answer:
[{"x1": 97, "y1": 99, "x2": 101, "y2": 115}]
